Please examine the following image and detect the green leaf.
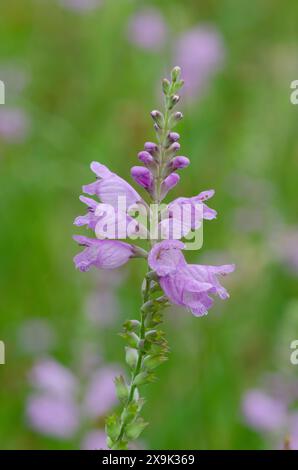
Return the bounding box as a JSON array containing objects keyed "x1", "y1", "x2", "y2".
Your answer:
[
  {"x1": 119, "y1": 331, "x2": 139, "y2": 348},
  {"x1": 134, "y1": 371, "x2": 156, "y2": 386},
  {"x1": 105, "y1": 414, "x2": 121, "y2": 442},
  {"x1": 114, "y1": 375, "x2": 129, "y2": 403},
  {"x1": 125, "y1": 417, "x2": 149, "y2": 440},
  {"x1": 143, "y1": 354, "x2": 168, "y2": 370},
  {"x1": 121, "y1": 400, "x2": 139, "y2": 424},
  {"x1": 112, "y1": 440, "x2": 129, "y2": 450}
]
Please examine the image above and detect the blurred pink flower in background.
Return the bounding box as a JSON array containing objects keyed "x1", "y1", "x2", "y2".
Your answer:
[
  {"x1": 174, "y1": 26, "x2": 225, "y2": 100},
  {"x1": 29, "y1": 359, "x2": 78, "y2": 398},
  {"x1": 127, "y1": 7, "x2": 167, "y2": 51},
  {"x1": 83, "y1": 366, "x2": 120, "y2": 418},
  {"x1": 59, "y1": 0, "x2": 102, "y2": 12},
  {"x1": 243, "y1": 389, "x2": 287, "y2": 432},
  {"x1": 0, "y1": 108, "x2": 30, "y2": 143},
  {"x1": 81, "y1": 430, "x2": 108, "y2": 450},
  {"x1": 26, "y1": 357, "x2": 121, "y2": 445},
  {"x1": 27, "y1": 394, "x2": 79, "y2": 439},
  {"x1": 242, "y1": 374, "x2": 298, "y2": 449}
]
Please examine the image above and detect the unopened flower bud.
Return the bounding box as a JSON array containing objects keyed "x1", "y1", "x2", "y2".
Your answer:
[
  {"x1": 162, "y1": 78, "x2": 171, "y2": 95},
  {"x1": 144, "y1": 141, "x2": 159, "y2": 155},
  {"x1": 169, "y1": 112, "x2": 183, "y2": 128},
  {"x1": 125, "y1": 347, "x2": 138, "y2": 369},
  {"x1": 171, "y1": 66, "x2": 181, "y2": 82},
  {"x1": 131, "y1": 166, "x2": 154, "y2": 191},
  {"x1": 168, "y1": 132, "x2": 180, "y2": 143},
  {"x1": 114, "y1": 376, "x2": 129, "y2": 403},
  {"x1": 138, "y1": 151, "x2": 154, "y2": 165},
  {"x1": 150, "y1": 110, "x2": 164, "y2": 128},
  {"x1": 169, "y1": 94, "x2": 180, "y2": 109},
  {"x1": 174, "y1": 111, "x2": 183, "y2": 121},
  {"x1": 170, "y1": 156, "x2": 190, "y2": 170},
  {"x1": 168, "y1": 142, "x2": 180, "y2": 154},
  {"x1": 160, "y1": 173, "x2": 180, "y2": 199}
]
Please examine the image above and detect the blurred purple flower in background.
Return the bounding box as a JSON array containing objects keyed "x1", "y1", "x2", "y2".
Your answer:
[
  {"x1": 26, "y1": 357, "x2": 121, "y2": 446},
  {"x1": 81, "y1": 430, "x2": 108, "y2": 450},
  {"x1": 83, "y1": 366, "x2": 120, "y2": 418},
  {"x1": 243, "y1": 389, "x2": 287, "y2": 432},
  {"x1": 29, "y1": 359, "x2": 78, "y2": 398},
  {"x1": 174, "y1": 26, "x2": 225, "y2": 100},
  {"x1": 242, "y1": 374, "x2": 298, "y2": 449},
  {"x1": 27, "y1": 394, "x2": 79, "y2": 439},
  {"x1": 127, "y1": 7, "x2": 167, "y2": 51},
  {"x1": 0, "y1": 108, "x2": 30, "y2": 143},
  {"x1": 59, "y1": 0, "x2": 102, "y2": 12}
]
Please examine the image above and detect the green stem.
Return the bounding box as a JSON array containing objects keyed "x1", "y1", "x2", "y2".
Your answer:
[
  {"x1": 112, "y1": 274, "x2": 150, "y2": 448},
  {"x1": 155, "y1": 87, "x2": 172, "y2": 204}
]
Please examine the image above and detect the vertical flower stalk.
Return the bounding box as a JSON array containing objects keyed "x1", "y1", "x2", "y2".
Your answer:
[
  {"x1": 107, "y1": 69, "x2": 185, "y2": 450},
  {"x1": 73, "y1": 66, "x2": 235, "y2": 450}
]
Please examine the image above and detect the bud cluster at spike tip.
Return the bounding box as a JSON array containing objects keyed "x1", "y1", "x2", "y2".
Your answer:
[{"x1": 132, "y1": 66, "x2": 189, "y2": 202}]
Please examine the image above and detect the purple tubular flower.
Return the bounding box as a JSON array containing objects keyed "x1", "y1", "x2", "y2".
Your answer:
[
  {"x1": 148, "y1": 240, "x2": 235, "y2": 316},
  {"x1": 160, "y1": 173, "x2": 180, "y2": 199},
  {"x1": 170, "y1": 156, "x2": 190, "y2": 170},
  {"x1": 148, "y1": 240, "x2": 185, "y2": 276},
  {"x1": 74, "y1": 196, "x2": 100, "y2": 229},
  {"x1": 83, "y1": 162, "x2": 142, "y2": 209},
  {"x1": 131, "y1": 166, "x2": 154, "y2": 191},
  {"x1": 168, "y1": 189, "x2": 217, "y2": 226},
  {"x1": 138, "y1": 151, "x2": 155, "y2": 166},
  {"x1": 73, "y1": 236, "x2": 135, "y2": 271}
]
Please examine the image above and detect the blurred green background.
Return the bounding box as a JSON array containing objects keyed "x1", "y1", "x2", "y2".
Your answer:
[{"x1": 0, "y1": 0, "x2": 298, "y2": 450}]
